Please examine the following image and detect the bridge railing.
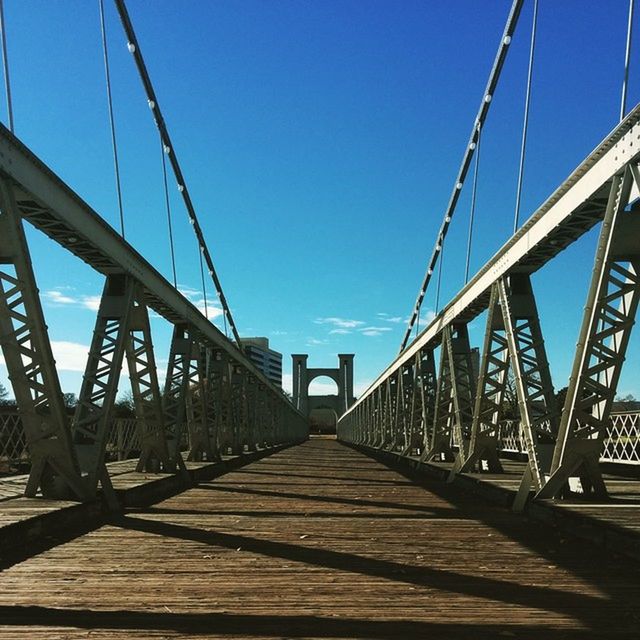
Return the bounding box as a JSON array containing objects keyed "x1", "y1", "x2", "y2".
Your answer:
[
  {"x1": 0, "y1": 411, "x2": 206, "y2": 474},
  {"x1": 0, "y1": 413, "x2": 156, "y2": 474},
  {"x1": 497, "y1": 414, "x2": 640, "y2": 465},
  {"x1": 0, "y1": 115, "x2": 309, "y2": 502},
  {"x1": 338, "y1": 102, "x2": 640, "y2": 505}
]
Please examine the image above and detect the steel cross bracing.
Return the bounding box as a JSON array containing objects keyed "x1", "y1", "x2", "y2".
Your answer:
[
  {"x1": 338, "y1": 103, "x2": 640, "y2": 505},
  {"x1": 0, "y1": 125, "x2": 307, "y2": 502}
]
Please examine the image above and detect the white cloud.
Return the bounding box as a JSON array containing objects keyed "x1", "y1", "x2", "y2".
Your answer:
[
  {"x1": 82, "y1": 295, "x2": 102, "y2": 312},
  {"x1": 282, "y1": 373, "x2": 293, "y2": 395},
  {"x1": 376, "y1": 313, "x2": 403, "y2": 324},
  {"x1": 177, "y1": 285, "x2": 224, "y2": 320},
  {"x1": 50, "y1": 341, "x2": 90, "y2": 372},
  {"x1": 196, "y1": 303, "x2": 224, "y2": 321},
  {"x1": 306, "y1": 337, "x2": 328, "y2": 346},
  {"x1": 44, "y1": 289, "x2": 102, "y2": 313},
  {"x1": 359, "y1": 326, "x2": 393, "y2": 337},
  {"x1": 177, "y1": 285, "x2": 202, "y2": 300},
  {"x1": 309, "y1": 379, "x2": 339, "y2": 395},
  {"x1": 315, "y1": 317, "x2": 365, "y2": 329},
  {"x1": 329, "y1": 328, "x2": 350, "y2": 335},
  {"x1": 420, "y1": 309, "x2": 436, "y2": 326},
  {"x1": 45, "y1": 290, "x2": 76, "y2": 305}
]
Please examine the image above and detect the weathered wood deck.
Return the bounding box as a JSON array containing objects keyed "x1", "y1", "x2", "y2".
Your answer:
[{"x1": 0, "y1": 438, "x2": 639, "y2": 638}]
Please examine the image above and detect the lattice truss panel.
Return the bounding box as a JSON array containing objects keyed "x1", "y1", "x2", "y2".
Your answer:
[
  {"x1": 603, "y1": 412, "x2": 640, "y2": 463},
  {"x1": 72, "y1": 275, "x2": 135, "y2": 490},
  {"x1": 0, "y1": 180, "x2": 86, "y2": 499},
  {"x1": 185, "y1": 345, "x2": 214, "y2": 461},
  {"x1": 453, "y1": 285, "x2": 508, "y2": 475},
  {"x1": 540, "y1": 166, "x2": 640, "y2": 498},
  {"x1": 423, "y1": 324, "x2": 474, "y2": 462},
  {"x1": 126, "y1": 300, "x2": 172, "y2": 473}
]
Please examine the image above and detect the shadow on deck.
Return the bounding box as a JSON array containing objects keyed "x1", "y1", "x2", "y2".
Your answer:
[{"x1": 0, "y1": 439, "x2": 638, "y2": 638}]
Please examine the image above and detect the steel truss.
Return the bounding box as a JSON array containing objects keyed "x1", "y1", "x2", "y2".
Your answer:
[
  {"x1": 450, "y1": 285, "x2": 506, "y2": 478},
  {"x1": 497, "y1": 274, "x2": 558, "y2": 510},
  {"x1": 0, "y1": 127, "x2": 308, "y2": 502},
  {"x1": 72, "y1": 274, "x2": 136, "y2": 499},
  {"x1": 0, "y1": 179, "x2": 86, "y2": 499},
  {"x1": 125, "y1": 294, "x2": 177, "y2": 479},
  {"x1": 423, "y1": 324, "x2": 475, "y2": 462},
  {"x1": 402, "y1": 349, "x2": 437, "y2": 456},
  {"x1": 338, "y1": 101, "x2": 640, "y2": 506},
  {"x1": 539, "y1": 167, "x2": 640, "y2": 499},
  {"x1": 185, "y1": 344, "x2": 215, "y2": 462}
]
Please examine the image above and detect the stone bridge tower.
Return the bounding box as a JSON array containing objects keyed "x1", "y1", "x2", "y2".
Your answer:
[{"x1": 291, "y1": 354, "x2": 355, "y2": 418}]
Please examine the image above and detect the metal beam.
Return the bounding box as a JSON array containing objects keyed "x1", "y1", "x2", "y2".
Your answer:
[
  {"x1": 0, "y1": 124, "x2": 302, "y2": 419},
  {"x1": 342, "y1": 103, "x2": 640, "y2": 420}
]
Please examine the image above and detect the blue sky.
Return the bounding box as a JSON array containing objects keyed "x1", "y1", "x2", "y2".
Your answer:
[{"x1": 0, "y1": 0, "x2": 639, "y2": 399}]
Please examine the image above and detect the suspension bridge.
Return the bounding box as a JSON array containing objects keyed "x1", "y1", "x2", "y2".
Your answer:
[{"x1": 1, "y1": 0, "x2": 640, "y2": 637}]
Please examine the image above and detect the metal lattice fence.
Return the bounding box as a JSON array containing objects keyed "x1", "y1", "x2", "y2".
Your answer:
[
  {"x1": 601, "y1": 411, "x2": 640, "y2": 464},
  {"x1": 0, "y1": 413, "x2": 144, "y2": 474},
  {"x1": 3, "y1": 410, "x2": 640, "y2": 474},
  {"x1": 498, "y1": 413, "x2": 640, "y2": 465}
]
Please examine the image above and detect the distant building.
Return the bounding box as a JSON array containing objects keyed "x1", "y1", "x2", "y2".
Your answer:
[{"x1": 240, "y1": 337, "x2": 283, "y2": 387}]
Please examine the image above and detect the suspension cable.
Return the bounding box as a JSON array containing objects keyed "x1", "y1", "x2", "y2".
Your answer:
[
  {"x1": 513, "y1": 0, "x2": 539, "y2": 234},
  {"x1": 160, "y1": 138, "x2": 178, "y2": 288},
  {"x1": 621, "y1": 0, "x2": 635, "y2": 121},
  {"x1": 435, "y1": 243, "x2": 445, "y2": 313},
  {"x1": 0, "y1": 0, "x2": 12, "y2": 133},
  {"x1": 399, "y1": 0, "x2": 525, "y2": 353},
  {"x1": 99, "y1": 0, "x2": 126, "y2": 238},
  {"x1": 198, "y1": 248, "x2": 209, "y2": 320},
  {"x1": 112, "y1": 0, "x2": 243, "y2": 347},
  {"x1": 464, "y1": 123, "x2": 482, "y2": 283}
]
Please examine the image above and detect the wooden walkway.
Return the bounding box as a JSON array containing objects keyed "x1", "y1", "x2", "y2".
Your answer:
[{"x1": 0, "y1": 438, "x2": 639, "y2": 638}]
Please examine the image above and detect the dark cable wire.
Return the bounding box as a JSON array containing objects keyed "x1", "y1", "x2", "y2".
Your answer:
[
  {"x1": 198, "y1": 247, "x2": 209, "y2": 320},
  {"x1": 513, "y1": 0, "x2": 538, "y2": 234},
  {"x1": 160, "y1": 138, "x2": 178, "y2": 288},
  {"x1": 621, "y1": 0, "x2": 635, "y2": 121},
  {"x1": 400, "y1": 0, "x2": 525, "y2": 353},
  {"x1": 435, "y1": 241, "x2": 444, "y2": 313},
  {"x1": 112, "y1": 0, "x2": 242, "y2": 347},
  {"x1": 0, "y1": 0, "x2": 13, "y2": 133},
  {"x1": 464, "y1": 124, "x2": 482, "y2": 284},
  {"x1": 99, "y1": 0, "x2": 126, "y2": 238}
]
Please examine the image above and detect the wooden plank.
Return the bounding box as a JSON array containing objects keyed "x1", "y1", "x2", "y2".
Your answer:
[{"x1": 0, "y1": 439, "x2": 637, "y2": 638}]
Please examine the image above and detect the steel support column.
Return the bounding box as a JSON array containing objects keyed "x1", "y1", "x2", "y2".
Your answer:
[
  {"x1": 402, "y1": 348, "x2": 436, "y2": 456},
  {"x1": 72, "y1": 273, "x2": 136, "y2": 499},
  {"x1": 451, "y1": 284, "x2": 507, "y2": 477},
  {"x1": 424, "y1": 324, "x2": 475, "y2": 462},
  {"x1": 127, "y1": 297, "x2": 174, "y2": 474},
  {"x1": 186, "y1": 343, "x2": 215, "y2": 461},
  {"x1": 539, "y1": 168, "x2": 640, "y2": 500},
  {"x1": 498, "y1": 274, "x2": 558, "y2": 510},
  {"x1": 0, "y1": 179, "x2": 86, "y2": 499}
]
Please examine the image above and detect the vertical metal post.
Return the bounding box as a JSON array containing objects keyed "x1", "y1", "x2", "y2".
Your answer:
[
  {"x1": 498, "y1": 274, "x2": 558, "y2": 510},
  {"x1": 126, "y1": 295, "x2": 174, "y2": 475},
  {"x1": 72, "y1": 273, "x2": 135, "y2": 497},
  {"x1": 230, "y1": 362, "x2": 246, "y2": 455},
  {"x1": 539, "y1": 170, "x2": 640, "y2": 500},
  {"x1": 451, "y1": 284, "x2": 507, "y2": 477},
  {"x1": 0, "y1": 179, "x2": 85, "y2": 499},
  {"x1": 423, "y1": 324, "x2": 474, "y2": 461},
  {"x1": 186, "y1": 343, "x2": 214, "y2": 461},
  {"x1": 202, "y1": 346, "x2": 222, "y2": 461}
]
